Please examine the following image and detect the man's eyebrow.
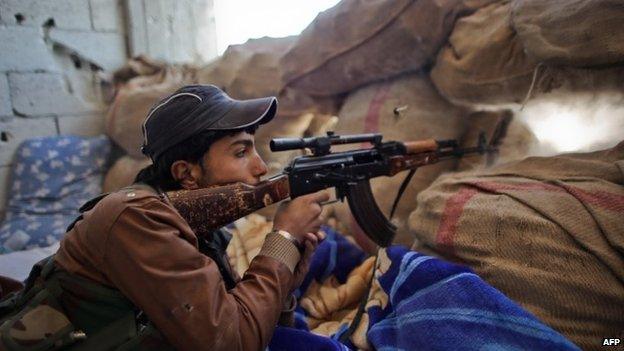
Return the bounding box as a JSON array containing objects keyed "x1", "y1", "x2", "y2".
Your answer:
[{"x1": 229, "y1": 139, "x2": 253, "y2": 148}]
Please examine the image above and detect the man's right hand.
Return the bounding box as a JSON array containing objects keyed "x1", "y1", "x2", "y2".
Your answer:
[{"x1": 272, "y1": 191, "x2": 330, "y2": 244}]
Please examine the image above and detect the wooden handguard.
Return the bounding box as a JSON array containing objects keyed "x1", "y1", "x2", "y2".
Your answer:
[
  {"x1": 403, "y1": 139, "x2": 438, "y2": 153},
  {"x1": 166, "y1": 175, "x2": 290, "y2": 236}
]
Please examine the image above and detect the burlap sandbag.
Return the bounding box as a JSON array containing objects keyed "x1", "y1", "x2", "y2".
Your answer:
[
  {"x1": 431, "y1": 0, "x2": 624, "y2": 107},
  {"x1": 409, "y1": 142, "x2": 624, "y2": 350},
  {"x1": 281, "y1": 0, "x2": 498, "y2": 97},
  {"x1": 332, "y1": 73, "x2": 467, "y2": 248},
  {"x1": 197, "y1": 37, "x2": 295, "y2": 98},
  {"x1": 456, "y1": 110, "x2": 538, "y2": 171},
  {"x1": 511, "y1": 0, "x2": 624, "y2": 67},
  {"x1": 431, "y1": 1, "x2": 537, "y2": 106},
  {"x1": 105, "y1": 66, "x2": 196, "y2": 157},
  {"x1": 102, "y1": 155, "x2": 152, "y2": 193}
]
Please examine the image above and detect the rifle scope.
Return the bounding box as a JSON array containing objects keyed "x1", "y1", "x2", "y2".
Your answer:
[{"x1": 270, "y1": 132, "x2": 383, "y2": 153}]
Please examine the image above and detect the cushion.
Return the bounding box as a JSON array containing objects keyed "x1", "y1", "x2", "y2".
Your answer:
[{"x1": 0, "y1": 135, "x2": 111, "y2": 252}]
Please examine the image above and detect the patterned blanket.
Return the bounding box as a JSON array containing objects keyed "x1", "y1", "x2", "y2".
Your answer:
[{"x1": 228, "y1": 215, "x2": 580, "y2": 350}]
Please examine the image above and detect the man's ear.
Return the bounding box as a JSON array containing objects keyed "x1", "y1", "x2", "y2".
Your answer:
[{"x1": 170, "y1": 160, "x2": 201, "y2": 190}]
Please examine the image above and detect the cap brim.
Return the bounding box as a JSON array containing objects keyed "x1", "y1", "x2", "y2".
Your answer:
[{"x1": 208, "y1": 96, "x2": 277, "y2": 130}]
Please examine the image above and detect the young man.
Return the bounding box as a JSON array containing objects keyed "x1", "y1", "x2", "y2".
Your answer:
[{"x1": 2, "y1": 85, "x2": 328, "y2": 350}]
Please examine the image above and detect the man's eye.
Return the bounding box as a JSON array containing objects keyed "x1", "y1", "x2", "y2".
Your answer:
[{"x1": 235, "y1": 150, "x2": 245, "y2": 158}]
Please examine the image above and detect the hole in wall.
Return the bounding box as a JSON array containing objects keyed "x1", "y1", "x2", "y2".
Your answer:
[
  {"x1": 70, "y1": 54, "x2": 82, "y2": 69},
  {"x1": 0, "y1": 131, "x2": 13, "y2": 143},
  {"x1": 14, "y1": 13, "x2": 25, "y2": 24},
  {"x1": 43, "y1": 18, "x2": 56, "y2": 28}
]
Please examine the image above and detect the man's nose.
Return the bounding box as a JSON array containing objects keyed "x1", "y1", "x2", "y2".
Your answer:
[{"x1": 252, "y1": 152, "x2": 268, "y2": 178}]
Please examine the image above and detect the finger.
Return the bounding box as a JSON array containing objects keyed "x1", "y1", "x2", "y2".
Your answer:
[
  {"x1": 305, "y1": 191, "x2": 330, "y2": 204},
  {"x1": 316, "y1": 230, "x2": 326, "y2": 241},
  {"x1": 304, "y1": 232, "x2": 319, "y2": 247}
]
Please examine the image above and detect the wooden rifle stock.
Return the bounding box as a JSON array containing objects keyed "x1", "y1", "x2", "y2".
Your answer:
[{"x1": 165, "y1": 175, "x2": 290, "y2": 236}]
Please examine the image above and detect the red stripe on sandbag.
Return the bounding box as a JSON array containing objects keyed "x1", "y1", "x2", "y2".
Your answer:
[
  {"x1": 434, "y1": 179, "x2": 624, "y2": 255},
  {"x1": 471, "y1": 181, "x2": 562, "y2": 193},
  {"x1": 435, "y1": 187, "x2": 478, "y2": 255},
  {"x1": 561, "y1": 185, "x2": 624, "y2": 213},
  {"x1": 471, "y1": 181, "x2": 624, "y2": 212},
  {"x1": 363, "y1": 84, "x2": 392, "y2": 134}
]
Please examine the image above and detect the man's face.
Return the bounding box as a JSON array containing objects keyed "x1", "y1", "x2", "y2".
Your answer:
[{"x1": 197, "y1": 131, "x2": 268, "y2": 187}]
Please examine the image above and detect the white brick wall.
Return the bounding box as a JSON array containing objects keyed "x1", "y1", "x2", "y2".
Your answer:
[
  {"x1": 0, "y1": 26, "x2": 57, "y2": 72},
  {"x1": 9, "y1": 73, "x2": 102, "y2": 116},
  {"x1": 0, "y1": 0, "x2": 217, "y2": 217},
  {"x1": 0, "y1": 74, "x2": 11, "y2": 116},
  {"x1": 0, "y1": 0, "x2": 92, "y2": 30},
  {"x1": 128, "y1": 0, "x2": 217, "y2": 64},
  {"x1": 49, "y1": 29, "x2": 127, "y2": 71},
  {"x1": 0, "y1": 0, "x2": 127, "y2": 216},
  {"x1": 89, "y1": 0, "x2": 124, "y2": 32}
]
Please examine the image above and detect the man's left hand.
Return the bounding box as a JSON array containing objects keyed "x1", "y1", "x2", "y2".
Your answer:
[{"x1": 291, "y1": 231, "x2": 325, "y2": 291}]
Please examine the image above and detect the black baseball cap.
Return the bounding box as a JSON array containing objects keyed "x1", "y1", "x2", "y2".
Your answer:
[{"x1": 141, "y1": 84, "x2": 277, "y2": 161}]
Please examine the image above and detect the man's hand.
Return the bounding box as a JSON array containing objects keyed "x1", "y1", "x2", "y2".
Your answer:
[
  {"x1": 272, "y1": 191, "x2": 329, "y2": 244},
  {"x1": 291, "y1": 231, "x2": 326, "y2": 291}
]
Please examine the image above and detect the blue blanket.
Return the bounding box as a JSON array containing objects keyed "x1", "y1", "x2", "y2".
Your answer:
[
  {"x1": 268, "y1": 227, "x2": 579, "y2": 351},
  {"x1": 0, "y1": 136, "x2": 110, "y2": 253}
]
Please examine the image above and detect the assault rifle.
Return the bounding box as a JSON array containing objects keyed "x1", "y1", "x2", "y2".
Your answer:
[{"x1": 166, "y1": 132, "x2": 494, "y2": 247}]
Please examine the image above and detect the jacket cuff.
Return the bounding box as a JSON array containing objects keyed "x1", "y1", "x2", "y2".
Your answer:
[{"x1": 258, "y1": 232, "x2": 301, "y2": 273}]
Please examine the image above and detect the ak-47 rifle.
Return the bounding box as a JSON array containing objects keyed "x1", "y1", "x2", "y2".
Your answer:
[{"x1": 166, "y1": 132, "x2": 495, "y2": 247}]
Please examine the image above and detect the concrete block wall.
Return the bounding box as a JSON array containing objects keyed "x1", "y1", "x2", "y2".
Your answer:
[
  {"x1": 127, "y1": 0, "x2": 217, "y2": 64},
  {"x1": 0, "y1": 0, "x2": 128, "y2": 216},
  {"x1": 0, "y1": 0, "x2": 217, "y2": 217}
]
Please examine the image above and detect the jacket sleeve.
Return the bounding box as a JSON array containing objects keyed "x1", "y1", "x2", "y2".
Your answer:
[{"x1": 102, "y1": 199, "x2": 299, "y2": 351}]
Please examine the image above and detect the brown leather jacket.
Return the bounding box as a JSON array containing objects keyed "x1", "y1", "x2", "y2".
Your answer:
[{"x1": 55, "y1": 185, "x2": 301, "y2": 350}]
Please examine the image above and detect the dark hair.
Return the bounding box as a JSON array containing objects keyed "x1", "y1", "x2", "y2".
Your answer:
[{"x1": 134, "y1": 125, "x2": 258, "y2": 191}]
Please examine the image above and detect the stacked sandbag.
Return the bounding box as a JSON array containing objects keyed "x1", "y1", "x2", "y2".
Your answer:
[
  {"x1": 332, "y1": 73, "x2": 467, "y2": 247},
  {"x1": 409, "y1": 141, "x2": 624, "y2": 350},
  {"x1": 197, "y1": 36, "x2": 295, "y2": 98},
  {"x1": 431, "y1": 1, "x2": 538, "y2": 106},
  {"x1": 102, "y1": 156, "x2": 151, "y2": 193},
  {"x1": 456, "y1": 110, "x2": 538, "y2": 171},
  {"x1": 281, "y1": 0, "x2": 498, "y2": 96},
  {"x1": 511, "y1": 0, "x2": 624, "y2": 66},
  {"x1": 431, "y1": 0, "x2": 624, "y2": 107}
]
